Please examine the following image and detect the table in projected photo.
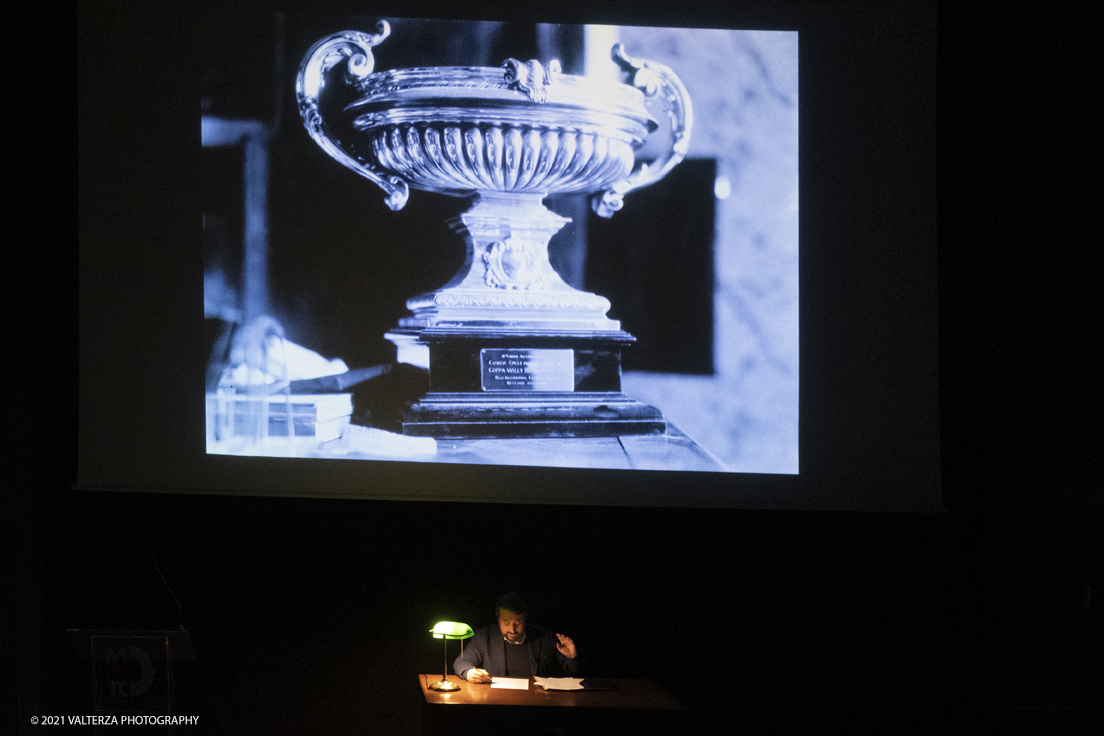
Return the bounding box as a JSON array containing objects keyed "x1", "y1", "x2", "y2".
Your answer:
[
  {"x1": 208, "y1": 392, "x2": 727, "y2": 470},
  {"x1": 418, "y1": 675, "x2": 687, "y2": 736},
  {"x1": 311, "y1": 423, "x2": 727, "y2": 472}
]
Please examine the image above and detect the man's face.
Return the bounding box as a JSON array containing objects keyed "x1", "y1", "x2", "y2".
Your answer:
[{"x1": 498, "y1": 608, "x2": 525, "y2": 642}]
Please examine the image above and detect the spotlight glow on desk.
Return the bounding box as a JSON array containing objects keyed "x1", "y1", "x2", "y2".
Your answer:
[{"x1": 428, "y1": 621, "x2": 473, "y2": 692}]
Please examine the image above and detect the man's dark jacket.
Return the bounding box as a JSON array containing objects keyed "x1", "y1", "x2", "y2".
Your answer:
[{"x1": 452, "y1": 624, "x2": 584, "y2": 679}]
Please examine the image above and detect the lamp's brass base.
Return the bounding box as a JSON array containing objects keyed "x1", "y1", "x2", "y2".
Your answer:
[{"x1": 428, "y1": 678, "x2": 461, "y2": 692}]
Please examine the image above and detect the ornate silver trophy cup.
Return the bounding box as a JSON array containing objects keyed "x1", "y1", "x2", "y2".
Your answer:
[{"x1": 297, "y1": 21, "x2": 692, "y2": 438}]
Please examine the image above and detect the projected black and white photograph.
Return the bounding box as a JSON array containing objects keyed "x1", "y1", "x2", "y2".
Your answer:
[{"x1": 203, "y1": 15, "x2": 798, "y2": 474}]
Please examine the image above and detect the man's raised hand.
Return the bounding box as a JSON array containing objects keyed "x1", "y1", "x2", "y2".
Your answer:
[{"x1": 555, "y1": 633, "x2": 577, "y2": 659}]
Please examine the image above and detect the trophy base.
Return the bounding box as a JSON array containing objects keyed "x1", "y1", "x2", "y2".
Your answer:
[
  {"x1": 384, "y1": 328, "x2": 666, "y2": 439},
  {"x1": 402, "y1": 392, "x2": 665, "y2": 439}
]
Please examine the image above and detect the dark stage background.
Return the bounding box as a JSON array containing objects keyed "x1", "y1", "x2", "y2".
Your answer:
[{"x1": 7, "y1": 1, "x2": 1100, "y2": 734}]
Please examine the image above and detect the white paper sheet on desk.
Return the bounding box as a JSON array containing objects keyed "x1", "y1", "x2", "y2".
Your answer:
[
  {"x1": 490, "y1": 677, "x2": 529, "y2": 690},
  {"x1": 324, "y1": 425, "x2": 437, "y2": 456},
  {"x1": 534, "y1": 677, "x2": 584, "y2": 690}
]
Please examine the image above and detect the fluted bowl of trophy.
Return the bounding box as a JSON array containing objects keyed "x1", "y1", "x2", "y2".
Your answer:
[{"x1": 297, "y1": 21, "x2": 692, "y2": 438}]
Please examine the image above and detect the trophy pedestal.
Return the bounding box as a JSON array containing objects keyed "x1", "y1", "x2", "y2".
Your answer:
[
  {"x1": 380, "y1": 195, "x2": 665, "y2": 439},
  {"x1": 385, "y1": 329, "x2": 665, "y2": 438}
]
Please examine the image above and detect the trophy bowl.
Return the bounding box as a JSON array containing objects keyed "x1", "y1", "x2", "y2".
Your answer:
[
  {"x1": 351, "y1": 64, "x2": 649, "y2": 200},
  {"x1": 297, "y1": 21, "x2": 693, "y2": 438}
]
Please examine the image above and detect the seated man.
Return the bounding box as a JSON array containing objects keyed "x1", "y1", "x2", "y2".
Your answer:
[{"x1": 453, "y1": 593, "x2": 584, "y2": 683}]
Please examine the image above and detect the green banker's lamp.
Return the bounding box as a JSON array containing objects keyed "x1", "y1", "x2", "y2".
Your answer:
[{"x1": 429, "y1": 621, "x2": 474, "y2": 692}]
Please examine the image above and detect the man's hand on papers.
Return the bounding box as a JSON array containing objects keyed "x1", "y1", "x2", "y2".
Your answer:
[{"x1": 466, "y1": 668, "x2": 492, "y2": 683}]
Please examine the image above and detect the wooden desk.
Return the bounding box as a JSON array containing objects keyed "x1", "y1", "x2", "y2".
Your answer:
[{"x1": 418, "y1": 675, "x2": 687, "y2": 736}]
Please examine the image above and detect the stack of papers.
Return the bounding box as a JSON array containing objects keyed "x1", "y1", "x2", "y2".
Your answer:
[
  {"x1": 490, "y1": 677, "x2": 529, "y2": 690},
  {"x1": 534, "y1": 677, "x2": 584, "y2": 691},
  {"x1": 324, "y1": 425, "x2": 437, "y2": 456},
  {"x1": 206, "y1": 393, "x2": 353, "y2": 444}
]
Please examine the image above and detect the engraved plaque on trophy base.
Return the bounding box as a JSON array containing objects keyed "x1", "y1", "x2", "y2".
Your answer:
[{"x1": 385, "y1": 328, "x2": 665, "y2": 438}]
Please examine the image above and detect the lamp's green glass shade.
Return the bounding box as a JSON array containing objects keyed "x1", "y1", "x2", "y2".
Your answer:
[{"x1": 430, "y1": 621, "x2": 474, "y2": 640}]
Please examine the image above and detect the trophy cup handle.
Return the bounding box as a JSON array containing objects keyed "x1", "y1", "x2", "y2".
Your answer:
[
  {"x1": 592, "y1": 44, "x2": 694, "y2": 218},
  {"x1": 296, "y1": 22, "x2": 410, "y2": 211}
]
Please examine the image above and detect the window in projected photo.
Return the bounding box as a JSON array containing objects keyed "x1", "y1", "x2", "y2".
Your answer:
[{"x1": 202, "y1": 17, "x2": 797, "y2": 475}]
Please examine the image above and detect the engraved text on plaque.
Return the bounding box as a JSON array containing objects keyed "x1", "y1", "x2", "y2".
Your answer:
[{"x1": 480, "y1": 349, "x2": 575, "y2": 392}]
